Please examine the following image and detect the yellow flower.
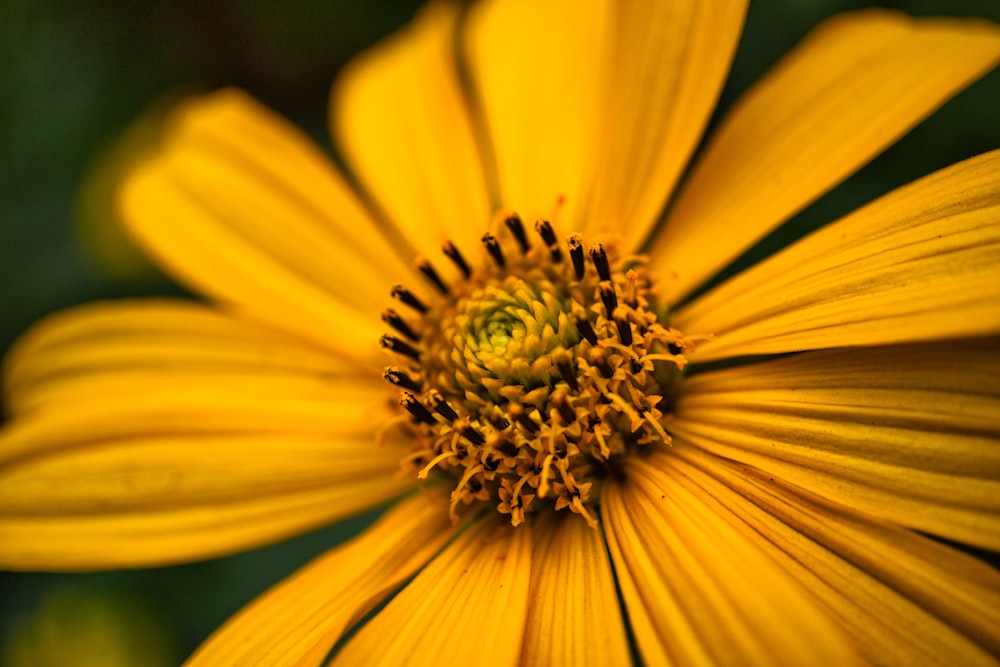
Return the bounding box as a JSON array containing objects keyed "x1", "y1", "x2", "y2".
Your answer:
[{"x1": 3, "y1": 1, "x2": 1000, "y2": 665}]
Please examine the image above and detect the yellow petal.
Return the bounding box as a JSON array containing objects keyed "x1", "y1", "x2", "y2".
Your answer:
[
  {"x1": 3, "y1": 299, "x2": 362, "y2": 416},
  {"x1": 603, "y1": 454, "x2": 858, "y2": 666},
  {"x1": 332, "y1": 2, "x2": 492, "y2": 263},
  {"x1": 676, "y1": 445, "x2": 1000, "y2": 665},
  {"x1": 463, "y1": 0, "x2": 610, "y2": 228},
  {"x1": 0, "y1": 304, "x2": 412, "y2": 568},
  {"x1": 585, "y1": 1, "x2": 747, "y2": 249},
  {"x1": 331, "y1": 517, "x2": 532, "y2": 667},
  {"x1": 672, "y1": 339, "x2": 1000, "y2": 550},
  {"x1": 520, "y1": 513, "x2": 629, "y2": 667},
  {"x1": 186, "y1": 492, "x2": 459, "y2": 667},
  {"x1": 119, "y1": 89, "x2": 417, "y2": 358},
  {"x1": 676, "y1": 149, "x2": 1000, "y2": 360},
  {"x1": 650, "y1": 10, "x2": 1000, "y2": 305}
]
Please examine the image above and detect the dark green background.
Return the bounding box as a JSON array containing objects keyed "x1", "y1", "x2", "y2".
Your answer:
[{"x1": 2, "y1": 0, "x2": 998, "y2": 663}]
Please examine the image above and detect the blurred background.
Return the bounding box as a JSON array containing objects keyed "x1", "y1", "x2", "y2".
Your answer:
[{"x1": 1, "y1": 0, "x2": 997, "y2": 664}]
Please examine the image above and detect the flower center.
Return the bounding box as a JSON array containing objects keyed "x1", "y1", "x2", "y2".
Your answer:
[{"x1": 380, "y1": 214, "x2": 705, "y2": 526}]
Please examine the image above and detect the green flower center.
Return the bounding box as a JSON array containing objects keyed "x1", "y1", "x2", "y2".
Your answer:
[{"x1": 380, "y1": 215, "x2": 703, "y2": 526}]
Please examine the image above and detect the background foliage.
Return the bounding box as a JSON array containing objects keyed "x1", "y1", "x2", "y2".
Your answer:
[{"x1": 1, "y1": 0, "x2": 997, "y2": 663}]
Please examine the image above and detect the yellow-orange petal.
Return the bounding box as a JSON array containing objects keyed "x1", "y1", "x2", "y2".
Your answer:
[
  {"x1": 331, "y1": 517, "x2": 532, "y2": 667},
  {"x1": 650, "y1": 10, "x2": 1000, "y2": 305},
  {"x1": 332, "y1": 2, "x2": 492, "y2": 263},
  {"x1": 520, "y1": 513, "x2": 629, "y2": 667},
  {"x1": 675, "y1": 446, "x2": 1000, "y2": 664},
  {"x1": 463, "y1": 0, "x2": 610, "y2": 228},
  {"x1": 672, "y1": 339, "x2": 1000, "y2": 550},
  {"x1": 584, "y1": 1, "x2": 747, "y2": 250},
  {"x1": 676, "y1": 149, "x2": 1000, "y2": 361},
  {"x1": 119, "y1": 89, "x2": 417, "y2": 359},
  {"x1": 2, "y1": 299, "x2": 363, "y2": 417},
  {"x1": 603, "y1": 454, "x2": 858, "y2": 666},
  {"x1": 185, "y1": 492, "x2": 459, "y2": 667}
]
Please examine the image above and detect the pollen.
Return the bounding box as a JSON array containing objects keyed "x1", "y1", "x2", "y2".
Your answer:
[{"x1": 380, "y1": 213, "x2": 709, "y2": 527}]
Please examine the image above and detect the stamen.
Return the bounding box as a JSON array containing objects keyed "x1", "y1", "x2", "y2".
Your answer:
[
  {"x1": 551, "y1": 390, "x2": 576, "y2": 425},
  {"x1": 427, "y1": 389, "x2": 458, "y2": 421},
  {"x1": 416, "y1": 257, "x2": 448, "y2": 295},
  {"x1": 504, "y1": 214, "x2": 530, "y2": 253},
  {"x1": 383, "y1": 366, "x2": 421, "y2": 392},
  {"x1": 668, "y1": 341, "x2": 684, "y2": 355},
  {"x1": 381, "y1": 309, "x2": 419, "y2": 342},
  {"x1": 535, "y1": 219, "x2": 562, "y2": 262},
  {"x1": 573, "y1": 315, "x2": 598, "y2": 346},
  {"x1": 456, "y1": 419, "x2": 487, "y2": 446},
  {"x1": 599, "y1": 281, "x2": 618, "y2": 317},
  {"x1": 613, "y1": 307, "x2": 633, "y2": 346},
  {"x1": 568, "y1": 235, "x2": 585, "y2": 280},
  {"x1": 400, "y1": 391, "x2": 437, "y2": 425},
  {"x1": 589, "y1": 243, "x2": 611, "y2": 281},
  {"x1": 625, "y1": 269, "x2": 639, "y2": 308},
  {"x1": 482, "y1": 233, "x2": 506, "y2": 268},
  {"x1": 555, "y1": 352, "x2": 580, "y2": 392},
  {"x1": 588, "y1": 347, "x2": 614, "y2": 379},
  {"x1": 443, "y1": 241, "x2": 471, "y2": 278},
  {"x1": 379, "y1": 334, "x2": 421, "y2": 361},
  {"x1": 508, "y1": 402, "x2": 539, "y2": 437},
  {"x1": 391, "y1": 284, "x2": 428, "y2": 313}
]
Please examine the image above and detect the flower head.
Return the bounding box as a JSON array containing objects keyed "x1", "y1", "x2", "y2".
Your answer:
[{"x1": 3, "y1": 1, "x2": 1000, "y2": 665}]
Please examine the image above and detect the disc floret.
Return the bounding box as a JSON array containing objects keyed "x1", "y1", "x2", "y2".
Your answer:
[{"x1": 380, "y1": 214, "x2": 708, "y2": 526}]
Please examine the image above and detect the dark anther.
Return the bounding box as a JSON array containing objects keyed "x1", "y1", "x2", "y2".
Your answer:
[
  {"x1": 554, "y1": 441, "x2": 568, "y2": 458},
  {"x1": 613, "y1": 308, "x2": 633, "y2": 346},
  {"x1": 391, "y1": 284, "x2": 428, "y2": 313},
  {"x1": 383, "y1": 366, "x2": 421, "y2": 392},
  {"x1": 589, "y1": 243, "x2": 611, "y2": 281},
  {"x1": 505, "y1": 214, "x2": 530, "y2": 253},
  {"x1": 468, "y1": 477, "x2": 483, "y2": 494},
  {"x1": 488, "y1": 413, "x2": 511, "y2": 431},
  {"x1": 509, "y1": 403, "x2": 539, "y2": 437},
  {"x1": 416, "y1": 257, "x2": 448, "y2": 295},
  {"x1": 379, "y1": 334, "x2": 421, "y2": 361},
  {"x1": 586, "y1": 414, "x2": 602, "y2": 431},
  {"x1": 568, "y1": 235, "x2": 585, "y2": 280},
  {"x1": 573, "y1": 316, "x2": 598, "y2": 347},
  {"x1": 483, "y1": 456, "x2": 500, "y2": 472},
  {"x1": 400, "y1": 392, "x2": 437, "y2": 424},
  {"x1": 552, "y1": 391, "x2": 576, "y2": 426},
  {"x1": 381, "y1": 309, "x2": 419, "y2": 342},
  {"x1": 599, "y1": 281, "x2": 618, "y2": 317},
  {"x1": 482, "y1": 233, "x2": 506, "y2": 268},
  {"x1": 535, "y1": 219, "x2": 562, "y2": 262},
  {"x1": 491, "y1": 433, "x2": 519, "y2": 457},
  {"x1": 667, "y1": 342, "x2": 684, "y2": 355},
  {"x1": 427, "y1": 390, "x2": 459, "y2": 421},
  {"x1": 556, "y1": 355, "x2": 580, "y2": 392},
  {"x1": 459, "y1": 423, "x2": 487, "y2": 446},
  {"x1": 442, "y1": 241, "x2": 471, "y2": 278},
  {"x1": 629, "y1": 359, "x2": 643, "y2": 375},
  {"x1": 588, "y1": 348, "x2": 614, "y2": 378}
]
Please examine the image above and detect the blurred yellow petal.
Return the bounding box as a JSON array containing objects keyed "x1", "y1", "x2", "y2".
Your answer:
[
  {"x1": 332, "y1": 517, "x2": 532, "y2": 667},
  {"x1": 187, "y1": 492, "x2": 460, "y2": 667},
  {"x1": 650, "y1": 10, "x2": 1000, "y2": 305},
  {"x1": 585, "y1": 1, "x2": 747, "y2": 248},
  {"x1": 119, "y1": 89, "x2": 418, "y2": 358},
  {"x1": 603, "y1": 454, "x2": 858, "y2": 666},
  {"x1": 3, "y1": 299, "x2": 362, "y2": 416},
  {"x1": 677, "y1": 149, "x2": 1000, "y2": 360},
  {"x1": 672, "y1": 339, "x2": 1000, "y2": 549},
  {"x1": 520, "y1": 513, "x2": 629, "y2": 667},
  {"x1": 676, "y1": 446, "x2": 1000, "y2": 665},
  {"x1": 463, "y1": 0, "x2": 610, "y2": 227},
  {"x1": 333, "y1": 2, "x2": 492, "y2": 262}
]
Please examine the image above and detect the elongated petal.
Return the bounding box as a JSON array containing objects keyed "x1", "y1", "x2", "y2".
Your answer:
[
  {"x1": 0, "y1": 302, "x2": 411, "y2": 569},
  {"x1": 333, "y1": 2, "x2": 492, "y2": 263},
  {"x1": 119, "y1": 89, "x2": 417, "y2": 358},
  {"x1": 585, "y1": 1, "x2": 746, "y2": 249},
  {"x1": 520, "y1": 513, "x2": 629, "y2": 667},
  {"x1": 331, "y1": 517, "x2": 532, "y2": 667},
  {"x1": 463, "y1": 0, "x2": 610, "y2": 227},
  {"x1": 3, "y1": 299, "x2": 361, "y2": 416},
  {"x1": 676, "y1": 149, "x2": 1000, "y2": 360},
  {"x1": 603, "y1": 455, "x2": 857, "y2": 666},
  {"x1": 186, "y1": 492, "x2": 459, "y2": 667},
  {"x1": 675, "y1": 446, "x2": 1000, "y2": 665},
  {"x1": 650, "y1": 10, "x2": 1000, "y2": 305},
  {"x1": 672, "y1": 339, "x2": 1000, "y2": 550}
]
